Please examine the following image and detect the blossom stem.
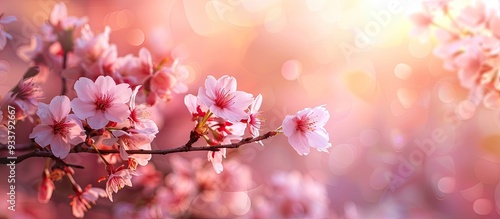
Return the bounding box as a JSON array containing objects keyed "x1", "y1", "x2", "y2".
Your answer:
[
  {"x1": 66, "y1": 173, "x2": 82, "y2": 193},
  {"x1": 61, "y1": 51, "x2": 68, "y2": 95},
  {"x1": 88, "y1": 142, "x2": 110, "y2": 166}
]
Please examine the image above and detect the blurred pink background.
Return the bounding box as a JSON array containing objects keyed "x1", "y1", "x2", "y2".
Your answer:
[{"x1": 1, "y1": 0, "x2": 500, "y2": 218}]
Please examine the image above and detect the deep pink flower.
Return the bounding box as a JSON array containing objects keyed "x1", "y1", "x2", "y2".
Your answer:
[
  {"x1": 29, "y1": 96, "x2": 85, "y2": 158},
  {"x1": 37, "y1": 169, "x2": 55, "y2": 204},
  {"x1": 282, "y1": 105, "x2": 331, "y2": 155},
  {"x1": 198, "y1": 75, "x2": 253, "y2": 122},
  {"x1": 106, "y1": 168, "x2": 138, "y2": 202},
  {"x1": 70, "y1": 185, "x2": 107, "y2": 218},
  {"x1": 71, "y1": 76, "x2": 132, "y2": 129}
]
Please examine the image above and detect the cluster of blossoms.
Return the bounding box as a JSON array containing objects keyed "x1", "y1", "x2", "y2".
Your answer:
[
  {"x1": 410, "y1": 0, "x2": 500, "y2": 108},
  {"x1": 0, "y1": 2, "x2": 332, "y2": 218},
  {"x1": 112, "y1": 157, "x2": 330, "y2": 218}
]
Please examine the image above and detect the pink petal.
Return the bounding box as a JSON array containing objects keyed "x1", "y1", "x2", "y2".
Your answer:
[
  {"x1": 113, "y1": 83, "x2": 132, "y2": 103},
  {"x1": 250, "y1": 94, "x2": 262, "y2": 113},
  {"x1": 74, "y1": 77, "x2": 97, "y2": 102},
  {"x1": 50, "y1": 2, "x2": 67, "y2": 25},
  {"x1": 95, "y1": 76, "x2": 117, "y2": 95},
  {"x1": 30, "y1": 125, "x2": 54, "y2": 147},
  {"x1": 36, "y1": 103, "x2": 53, "y2": 124},
  {"x1": 67, "y1": 115, "x2": 85, "y2": 145},
  {"x1": 308, "y1": 105, "x2": 330, "y2": 127},
  {"x1": 87, "y1": 111, "x2": 108, "y2": 129},
  {"x1": 204, "y1": 75, "x2": 218, "y2": 99},
  {"x1": 50, "y1": 96, "x2": 71, "y2": 122},
  {"x1": 282, "y1": 115, "x2": 296, "y2": 137},
  {"x1": 305, "y1": 129, "x2": 330, "y2": 149},
  {"x1": 105, "y1": 103, "x2": 130, "y2": 123},
  {"x1": 184, "y1": 94, "x2": 198, "y2": 114},
  {"x1": 50, "y1": 134, "x2": 70, "y2": 158},
  {"x1": 71, "y1": 99, "x2": 96, "y2": 119},
  {"x1": 288, "y1": 132, "x2": 311, "y2": 155}
]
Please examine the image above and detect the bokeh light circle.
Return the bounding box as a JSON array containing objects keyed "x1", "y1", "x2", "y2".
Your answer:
[{"x1": 281, "y1": 59, "x2": 302, "y2": 80}]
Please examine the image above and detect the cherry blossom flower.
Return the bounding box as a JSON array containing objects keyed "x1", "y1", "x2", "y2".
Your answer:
[
  {"x1": 458, "y1": 1, "x2": 488, "y2": 28},
  {"x1": 6, "y1": 79, "x2": 44, "y2": 120},
  {"x1": 106, "y1": 168, "x2": 139, "y2": 202},
  {"x1": 0, "y1": 14, "x2": 16, "y2": 50},
  {"x1": 282, "y1": 105, "x2": 331, "y2": 155},
  {"x1": 70, "y1": 185, "x2": 107, "y2": 218},
  {"x1": 113, "y1": 129, "x2": 155, "y2": 167},
  {"x1": 48, "y1": 2, "x2": 87, "y2": 31},
  {"x1": 266, "y1": 171, "x2": 329, "y2": 218},
  {"x1": 246, "y1": 94, "x2": 263, "y2": 145},
  {"x1": 74, "y1": 25, "x2": 114, "y2": 79},
  {"x1": 29, "y1": 96, "x2": 85, "y2": 158},
  {"x1": 38, "y1": 169, "x2": 55, "y2": 204},
  {"x1": 115, "y1": 48, "x2": 153, "y2": 88},
  {"x1": 208, "y1": 149, "x2": 226, "y2": 174},
  {"x1": 184, "y1": 94, "x2": 208, "y2": 120},
  {"x1": 198, "y1": 75, "x2": 253, "y2": 122},
  {"x1": 71, "y1": 75, "x2": 132, "y2": 129},
  {"x1": 128, "y1": 85, "x2": 158, "y2": 133}
]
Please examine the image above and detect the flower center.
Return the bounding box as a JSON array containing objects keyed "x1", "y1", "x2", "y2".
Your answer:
[
  {"x1": 295, "y1": 116, "x2": 315, "y2": 133},
  {"x1": 95, "y1": 94, "x2": 113, "y2": 111},
  {"x1": 214, "y1": 88, "x2": 234, "y2": 108},
  {"x1": 50, "y1": 120, "x2": 75, "y2": 137}
]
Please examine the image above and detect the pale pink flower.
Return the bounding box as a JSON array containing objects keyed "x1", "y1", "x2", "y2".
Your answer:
[
  {"x1": 454, "y1": 43, "x2": 485, "y2": 90},
  {"x1": 267, "y1": 171, "x2": 329, "y2": 218},
  {"x1": 113, "y1": 129, "x2": 155, "y2": 167},
  {"x1": 70, "y1": 185, "x2": 107, "y2": 218},
  {"x1": 37, "y1": 169, "x2": 55, "y2": 204},
  {"x1": 128, "y1": 86, "x2": 159, "y2": 136},
  {"x1": 0, "y1": 14, "x2": 16, "y2": 50},
  {"x1": 7, "y1": 79, "x2": 44, "y2": 120},
  {"x1": 282, "y1": 105, "x2": 331, "y2": 155},
  {"x1": 246, "y1": 94, "x2": 263, "y2": 145},
  {"x1": 49, "y1": 2, "x2": 87, "y2": 30},
  {"x1": 184, "y1": 94, "x2": 208, "y2": 119},
  {"x1": 71, "y1": 76, "x2": 132, "y2": 129},
  {"x1": 208, "y1": 149, "x2": 226, "y2": 174},
  {"x1": 115, "y1": 48, "x2": 153, "y2": 87},
  {"x1": 75, "y1": 25, "x2": 111, "y2": 60},
  {"x1": 29, "y1": 96, "x2": 85, "y2": 158},
  {"x1": 458, "y1": 1, "x2": 487, "y2": 28},
  {"x1": 106, "y1": 168, "x2": 139, "y2": 202},
  {"x1": 409, "y1": 12, "x2": 433, "y2": 37},
  {"x1": 74, "y1": 25, "x2": 114, "y2": 79},
  {"x1": 198, "y1": 75, "x2": 253, "y2": 122}
]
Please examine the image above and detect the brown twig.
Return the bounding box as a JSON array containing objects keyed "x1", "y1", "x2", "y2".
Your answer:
[{"x1": 0, "y1": 131, "x2": 278, "y2": 165}]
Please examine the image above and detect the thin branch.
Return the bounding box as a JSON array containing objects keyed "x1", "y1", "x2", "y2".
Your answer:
[{"x1": 0, "y1": 131, "x2": 278, "y2": 165}]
